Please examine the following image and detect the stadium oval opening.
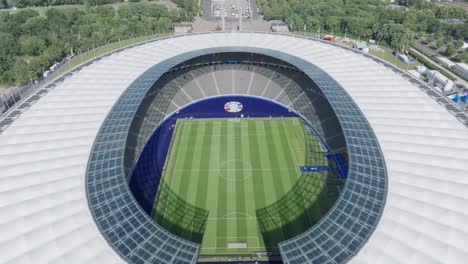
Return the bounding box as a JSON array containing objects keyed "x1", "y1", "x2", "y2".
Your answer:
[{"x1": 124, "y1": 53, "x2": 348, "y2": 261}]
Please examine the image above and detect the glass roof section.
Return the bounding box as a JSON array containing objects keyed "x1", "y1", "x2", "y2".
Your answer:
[{"x1": 86, "y1": 46, "x2": 387, "y2": 264}]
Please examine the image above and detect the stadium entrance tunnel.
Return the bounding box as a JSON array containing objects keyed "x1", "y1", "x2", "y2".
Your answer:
[
  {"x1": 86, "y1": 47, "x2": 386, "y2": 264},
  {"x1": 126, "y1": 52, "x2": 349, "y2": 258}
]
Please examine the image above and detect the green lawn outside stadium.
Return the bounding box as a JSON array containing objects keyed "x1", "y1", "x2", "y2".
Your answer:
[{"x1": 152, "y1": 117, "x2": 338, "y2": 256}]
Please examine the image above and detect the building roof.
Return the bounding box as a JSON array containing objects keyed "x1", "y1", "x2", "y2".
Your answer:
[
  {"x1": 356, "y1": 44, "x2": 369, "y2": 48},
  {"x1": 455, "y1": 62, "x2": 468, "y2": 71},
  {"x1": 437, "y1": 56, "x2": 456, "y2": 67},
  {"x1": 1, "y1": 32, "x2": 468, "y2": 264},
  {"x1": 428, "y1": 70, "x2": 454, "y2": 84},
  {"x1": 462, "y1": 42, "x2": 468, "y2": 50}
]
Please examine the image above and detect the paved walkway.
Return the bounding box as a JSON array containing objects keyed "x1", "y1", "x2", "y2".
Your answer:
[{"x1": 192, "y1": 16, "x2": 270, "y2": 32}]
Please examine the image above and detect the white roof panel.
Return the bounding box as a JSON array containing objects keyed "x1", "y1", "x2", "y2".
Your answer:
[
  {"x1": 0, "y1": 33, "x2": 467, "y2": 264},
  {"x1": 455, "y1": 62, "x2": 468, "y2": 71}
]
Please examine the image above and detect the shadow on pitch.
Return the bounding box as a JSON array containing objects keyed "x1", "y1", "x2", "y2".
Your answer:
[
  {"x1": 152, "y1": 182, "x2": 209, "y2": 243},
  {"x1": 256, "y1": 126, "x2": 340, "y2": 253},
  {"x1": 256, "y1": 175, "x2": 336, "y2": 253}
]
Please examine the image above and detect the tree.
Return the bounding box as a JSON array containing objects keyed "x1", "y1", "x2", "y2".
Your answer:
[
  {"x1": 46, "y1": 8, "x2": 70, "y2": 35},
  {"x1": 403, "y1": 10, "x2": 417, "y2": 27},
  {"x1": 21, "y1": 16, "x2": 48, "y2": 35},
  {"x1": 446, "y1": 46, "x2": 457, "y2": 57},
  {"x1": 375, "y1": 23, "x2": 413, "y2": 50},
  {"x1": 0, "y1": 32, "x2": 18, "y2": 56},
  {"x1": 147, "y1": 3, "x2": 169, "y2": 18},
  {"x1": 436, "y1": 39, "x2": 444, "y2": 49},
  {"x1": 0, "y1": 0, "x2": 199, "y2": 85},
  {"x1": 0, "y1": 0, "x2": 9, "y2": 9},
  {"x1": 8, "y1": 60, "x2": 35, "y2": 85},
  {"x1": 393, "y1": 27, "x2": 413, "y2": 50},
  {"x1": 426, "y1": 34, "x2": 435, "y2": 43},
  {"x1": 457, "y1": 51, "x2": 468, "y2": 63},
  {"x1": 157, "y1": 17, "x2": 172, "y2": 32},
  {"x1": 436, "y1": 6, "x2": 450, "y2": 19},
  {"x1": 10, "y1": 9, "x2": 39, "y2": 25},
  {"x1": 4, "y1": 0, "x2": 462, "y2": 86},
  {"x1": 95, "y1": 6, "x2": 115, "y2": 17},
  {"x1": 305, "y1": 16, "x2": 321, "y2": 32},
  {"x1": 285, "y1": 13, "x2": 303, "y2": 32},
  {"x1": 453, "y1": 39, "x2": 464, "y2": 50},
  {"x1": 40, "y1": 45, "x2": 63, "y2": 65},
  {"x1": 0, "y1": 32, "x2": 18, "y2": 83},
  {"x1": 85, "y1": 0, "x2": 113, "y2": 5},
  {"x1": 20, "y1": 35, "x2": 46, "y2": 56},
  {"x1": 444, "y1": 35, "x2": 453, "y2": 43}
]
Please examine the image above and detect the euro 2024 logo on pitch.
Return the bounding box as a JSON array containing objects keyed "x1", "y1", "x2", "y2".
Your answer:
[{"x1": 224, "y1": 101, "x2": 243, "y2": 113}]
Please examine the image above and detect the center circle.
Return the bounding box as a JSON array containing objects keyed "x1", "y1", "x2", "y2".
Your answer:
[{"x1": 218, "y1": 159, "x2": 253, "y2": 181}]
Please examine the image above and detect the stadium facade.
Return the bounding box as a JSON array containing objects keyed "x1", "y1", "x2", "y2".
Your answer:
[{"x1": 0, "y1": 32, "x2": 467, "y2": 264}]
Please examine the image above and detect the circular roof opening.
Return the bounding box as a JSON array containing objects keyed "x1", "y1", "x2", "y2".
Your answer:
[
  {"x1": 86, "y1": 49, "x2": 386, "y2": 264},
  {"x1": 126, "y1": 53, "x2": 349, "y2": 260}
]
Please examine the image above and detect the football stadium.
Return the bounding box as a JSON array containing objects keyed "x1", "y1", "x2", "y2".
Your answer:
[{"x1": 1, "y1": 32, "x2": 468, "y2": 264}]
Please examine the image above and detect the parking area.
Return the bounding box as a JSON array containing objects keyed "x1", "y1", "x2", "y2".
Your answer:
[{"x1": 204, "y1": 0, "x2": 255, "y2": 21}]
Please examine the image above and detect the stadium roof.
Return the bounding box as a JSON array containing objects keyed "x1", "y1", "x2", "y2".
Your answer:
[{"x1": 1, "y1": 32, "x2": 468, "y2": 264}]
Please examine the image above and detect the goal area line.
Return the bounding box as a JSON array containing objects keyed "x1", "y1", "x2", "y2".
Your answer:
[{"x1": 202, "y1": 236, "x2": 261, "y2": 249}]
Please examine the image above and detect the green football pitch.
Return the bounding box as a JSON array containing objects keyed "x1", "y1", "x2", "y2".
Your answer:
[{"x1": 151, "y1": 117, "x2": 338, "y2": 256}]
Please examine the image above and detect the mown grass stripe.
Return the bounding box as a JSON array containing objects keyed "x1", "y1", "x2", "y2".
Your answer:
[
  {"x1": 263, "y1": 120, "x2": 287, "y2": 201},
  {"x1": 247, "y1": 121, "x2": 267, "y2": 208},
  {"x1": 201, "y1": 121, "x2": 222, "y2": 252},
  {"x1": 224, "y1": 120, "x2": 238, "y2": 246},
  {"x1": 276, "y1": 119, "x2": 302, "y2": 189},
  {"x1": 186, "y1": 121, "x2": 212, "y2": 244},
  {"x1": 159, "y1": 120, "x2": 187, "y2": 224},
  {"x1": 242, "y1": 119, "x2": 265, "y2": 249},
  {"x1": 157, "y1": 120, "x2": 191, "y2": 230},
  {"x1": 215, "y1": 120, "x2": 229, "y2": 253},
  {"x1": 193, "y1": 121, "x2": 212, "y2": 208},
  {"x1": 262, "y1": 120, "x2": 290, "y2": 241},
  {"x1": 255, "y1": 121, "x2": 277, "y2": 206},
  {"x1": 234, "y1": 121, "x2": 247, "y2": 241},
  {"x1": 279, "y1": 118, "x2": 315, "y2": 231},
  {"x1": 175, "y1": 120, "x2": 200, "y2": 202},
  {"x1": 162, "y1": 120, "x2": 184, "y2": 188}
]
